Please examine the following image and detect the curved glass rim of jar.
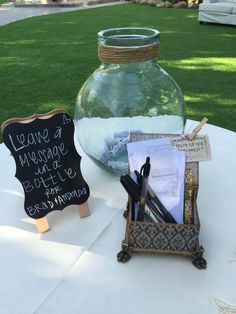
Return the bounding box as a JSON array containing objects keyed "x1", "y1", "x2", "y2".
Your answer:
[{"x1": 97, "y1": 27, "x2": 160, "y2": 48}]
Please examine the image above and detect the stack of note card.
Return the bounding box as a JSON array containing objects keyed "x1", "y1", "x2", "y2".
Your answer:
[{"x1": 127, "y1": 138, "x2": 186, "y2": 224}]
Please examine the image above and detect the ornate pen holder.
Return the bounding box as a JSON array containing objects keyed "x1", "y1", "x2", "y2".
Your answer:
[{"x1": 117, "y1": 132, "x2": 210, "y2": 269}]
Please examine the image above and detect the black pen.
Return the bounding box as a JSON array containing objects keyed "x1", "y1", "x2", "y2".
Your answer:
[
  {"x1": 120, "y1": 173, "x2": 166, "y2": 223},
  {"x1": 136, "y1": 157, "x2": 150, "y2": 221},
  {"x1": 134, "y1": 170, "x2": 177, "y2": 224},
  {"x1": 147, "y1": 186, "x2": 177, "y2": 224},
  {"x1": 120, "y1": 174, "x2": 140, "y2": 203},
  {"x1": 120, "y1": 174, "x2": 140, "y2": 221},
  {"x1": 145, "y1": 198, "x2": 166, "y2": 223}
]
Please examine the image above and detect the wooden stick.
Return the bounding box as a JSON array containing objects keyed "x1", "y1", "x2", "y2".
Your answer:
[
  {"x1": 78, "y1": 202, "x2": 90, "y2": 218},
  {"x1": 35, "y1": 216, "x2": 50, "y2": 233},
  {"x1": 188, "y1": 117, "x2": 208, "y2": 140}
]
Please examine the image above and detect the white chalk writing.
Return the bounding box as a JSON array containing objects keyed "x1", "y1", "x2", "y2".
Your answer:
[
  {"x1": 26, "y1": 187, "x2": 87, "y2": 216},
  {"x1": 6, "y1": 116, "x2": 87, "y2": 218},
  {"x1": 63, "y1": 114, "x2": 71, "y2": 125},
  {"x1": 54, "y1": 127, "x2": 62, "y2": 139},
  {"x1": 22, "y1": 168, "x2": 77, "y2": 193},
  {"x1": 9, "y1": 129, "x2": 49, "y2": 152},
  {"x1": 18, "y1": 143, "x2": 68, "y2": 167}
]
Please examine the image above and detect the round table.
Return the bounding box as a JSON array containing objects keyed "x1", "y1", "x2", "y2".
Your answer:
[{"x1": 0, "y1": 120, "x2": 235, "y2": 314}]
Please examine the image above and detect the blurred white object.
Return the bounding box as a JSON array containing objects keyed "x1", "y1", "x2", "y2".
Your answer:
[
  {"x1": 214, "y1": 298, "x2": 236, "y2": 314},
  {"x1": 198, "y1": 0, "x2": 236, "y2": 25}
]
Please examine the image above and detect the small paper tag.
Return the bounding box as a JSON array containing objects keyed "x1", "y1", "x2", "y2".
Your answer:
[{"x1": 171, "y1": 135, "x2": 211, "y2": 162}]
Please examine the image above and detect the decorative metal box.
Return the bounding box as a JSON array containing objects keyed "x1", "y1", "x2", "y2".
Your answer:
[{"x1": 117, "y1": 134, "x2": 208, "y2": 269}]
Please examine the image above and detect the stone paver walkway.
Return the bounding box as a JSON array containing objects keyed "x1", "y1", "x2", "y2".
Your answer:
[{"x1": 0, "y1": 1, "x2": 126, "y2": 26}]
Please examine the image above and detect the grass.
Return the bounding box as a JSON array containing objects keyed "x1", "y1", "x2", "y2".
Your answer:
[
  {"x1": 0, "y1": 4, "x2": 235, "y2": 142},
  {"x1": 0, "y1": 0, "x2": 9, "y2": 5}
]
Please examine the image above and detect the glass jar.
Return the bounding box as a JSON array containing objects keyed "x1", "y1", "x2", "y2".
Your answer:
[{"x1": 74, "y1": 28, "x2": 186, "y2": 175}]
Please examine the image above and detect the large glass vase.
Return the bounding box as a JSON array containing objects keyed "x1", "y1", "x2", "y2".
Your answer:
[{"x1": 74, "y1": 28, "x2": 186, "y2": 175}]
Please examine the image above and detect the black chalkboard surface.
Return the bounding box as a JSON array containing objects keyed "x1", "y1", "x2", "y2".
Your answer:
[{"x1": 2, "y1": 110, "x2": 90, "y2": 219}]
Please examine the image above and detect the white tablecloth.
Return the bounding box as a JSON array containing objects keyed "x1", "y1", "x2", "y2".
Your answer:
[{"x1": 0, "y1": 120, "x2": 236, "y2": 314}]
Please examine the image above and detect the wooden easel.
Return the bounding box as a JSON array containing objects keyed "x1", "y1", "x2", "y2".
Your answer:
[
  {"x1": 2, "y1": 109, "x2": 91, "y2": 234},
  {"x1": 35, "y1": 203, "x2": 90, "y2": 233}
]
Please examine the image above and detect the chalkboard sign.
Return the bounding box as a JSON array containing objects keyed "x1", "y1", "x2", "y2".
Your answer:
[{"x1": 2, "y1": 110, "x2": 90, "y2": 220}]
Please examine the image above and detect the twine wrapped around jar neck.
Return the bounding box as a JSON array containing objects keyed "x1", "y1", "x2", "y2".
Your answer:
[{"x1": 98, "y1": 42, "x2": 160, "y2": 64}]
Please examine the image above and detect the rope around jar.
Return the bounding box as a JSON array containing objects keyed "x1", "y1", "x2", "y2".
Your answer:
[{"x1": 98, "y1": 42, "x2": 160, "y2": 64}]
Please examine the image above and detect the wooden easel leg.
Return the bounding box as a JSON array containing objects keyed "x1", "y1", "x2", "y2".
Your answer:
[
  {"x1": 35, "y1": 216, "x2": 50, "y2": 233},
  {"x1": 78, "y1": 201, "x2": 90, "y2": 218}
]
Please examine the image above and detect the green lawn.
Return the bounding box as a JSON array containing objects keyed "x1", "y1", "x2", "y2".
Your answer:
[
  {"x1": 0, "y1": 0, "x2": 8, "y2": 5},
  {"x1": 0, "y1": 4, "x2": 235, "y2": 142}
]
